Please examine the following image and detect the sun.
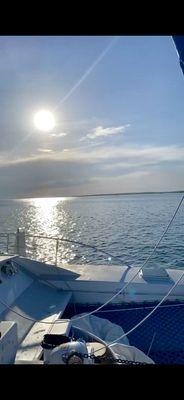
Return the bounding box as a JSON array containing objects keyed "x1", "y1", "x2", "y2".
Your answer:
[{"x1": 34, "y1": 110, "x2": 56, "y2": 132}]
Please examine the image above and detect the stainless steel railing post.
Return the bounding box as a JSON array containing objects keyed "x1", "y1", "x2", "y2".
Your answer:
[
  {"x1": 6, "y1": 233, "x2": 10, "y2": 254},
  {"x1": 55, "y1": 239, "x2": 59, "y2": 266}
]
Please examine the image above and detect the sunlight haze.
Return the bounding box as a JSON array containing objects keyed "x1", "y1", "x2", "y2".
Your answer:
[{"x1": 0, "y1": 35, "x2": 183, "y2": 197}]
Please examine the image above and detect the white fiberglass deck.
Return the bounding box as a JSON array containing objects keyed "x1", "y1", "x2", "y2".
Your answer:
[
  {"x1": 0, "y1": 268, "x2": 72, "y2": 361},
  {"x1": 15, "y1": 256, "x2": 184, "y2": 304}
]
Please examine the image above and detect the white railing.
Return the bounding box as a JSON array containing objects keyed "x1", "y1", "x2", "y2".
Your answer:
[
  {"x1": 0, "y1": 232, "x2": 17, "y2": 255},
  {"x1": 0, "y1": 229, "x2": 128, "y2": 267}
]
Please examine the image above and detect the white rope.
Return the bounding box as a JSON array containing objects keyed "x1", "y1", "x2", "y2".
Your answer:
[
  {"x1": 59, "y1": 270, "x2": 184, "y2": 360},
  {"x1": 63, "y1": 194, "x2": 184, "y2": 322},
  {"x1": 108, "y1": 269, "x2": 184, "y2": 345},
  {"x1": 0, "y1": 195, "x2": 183, "y2": 325},
  {"x1": 88, "y1": 267, "x2": 184, "y2": 358},
  {"x1": 95, "y1": 301, "x2": 184, "y2": 313}
]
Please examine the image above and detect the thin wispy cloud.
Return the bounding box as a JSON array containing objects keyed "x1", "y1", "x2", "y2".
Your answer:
[
  {"x1": 81, "y1": 124, "x2": 130, "y2": 140},
  {"x1": 0, "y1": 143, "x2": 184, "y2": 197},
  {"x1": 73, "y1": 144, "x2": 184, "y2": 163},
  {"x1": 54, "y1": 36, "x2": 119, "y2": 110},
  {"x1": 51, "y1": 132, "x2": 67, "y2": 137},
  {"x1": 0, "y1": 36, "x2": 183, "y2": 197},
  {"x1": 2, "y1": 144, "x2": 184, "y2": 168},
  {"x1": 38, "y1": 148, "x2": 53, "y2": 153}
]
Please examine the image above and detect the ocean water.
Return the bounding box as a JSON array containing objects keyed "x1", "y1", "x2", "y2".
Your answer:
[{"x1": 0, "y1": 192, "x2": 183, "y2": 269}]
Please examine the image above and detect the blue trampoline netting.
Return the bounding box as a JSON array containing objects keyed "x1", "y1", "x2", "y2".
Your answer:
[{"x1": 64, "y1": 300, "x2": 184, "y2": 364}]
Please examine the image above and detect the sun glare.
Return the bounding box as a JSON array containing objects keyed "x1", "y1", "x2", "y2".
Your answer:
[{"x1": 34, "y1": 110, "x2": 56, "y2": 132}]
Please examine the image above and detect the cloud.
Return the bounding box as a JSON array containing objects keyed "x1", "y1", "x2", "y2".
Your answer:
[
  {"x1": 38, "y1": 149, "x2": 53, "y2": 153},
  {"x1": 54, "y1": 36, "x2": 119, "y2": 110},
  {"x1": 0, "y1": 143, "x2": 184, "y2": 197},
  {"x1": 1, "y1": 143, "x2": 184, "y2": 168},
  {"x1": 51, "y1": 132, "x2": 67, "y2": 137},
  {"x1": 81, "y1": 124, "x2": 130, "y2": 140},
  {"x1": 74, "y1": 144, "x2": 184, "y2": 164},
  {"x1": 0, "y1": 157, "x2": 97, "y2": 197}
]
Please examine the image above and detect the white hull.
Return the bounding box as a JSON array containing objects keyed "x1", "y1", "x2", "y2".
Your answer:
[
  {"x1": 0, "y1": 254, "x2": 183, "y2": 364},
  {"x1": 16, "y1": 256, "x2": 184, "y2": 304}
]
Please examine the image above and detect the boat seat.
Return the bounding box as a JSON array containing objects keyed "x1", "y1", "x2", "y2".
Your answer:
[{"x1": 0, "y1": 270, "x2": 72, "y2": 363}]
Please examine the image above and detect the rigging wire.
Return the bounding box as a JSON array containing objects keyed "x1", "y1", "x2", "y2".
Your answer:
[
  {"x1": 84, "y1": 266, "x2": 184, "y2": 357},
  {"x1": 109, "y1": 268, "x2": 184, "y2": 345},
  {"x1": 0, "y1": 195, "x2": 183, "y2": 326}
]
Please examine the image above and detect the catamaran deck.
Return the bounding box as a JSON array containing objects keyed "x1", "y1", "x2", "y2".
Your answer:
[
  {"x1": 64, "y1": 300, "x2": 184, "y2": 364},
  {"x1": 0, "y1": 263, "x2": 72, "y2": 362}
]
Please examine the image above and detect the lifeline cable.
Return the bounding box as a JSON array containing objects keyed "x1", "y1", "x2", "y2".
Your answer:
[
  {"x1": 0, "y1": 195, "x2": 183, "y2": 325},
  {"x1": 81, "y1": 265, "x2": 184, "y2": 358}
]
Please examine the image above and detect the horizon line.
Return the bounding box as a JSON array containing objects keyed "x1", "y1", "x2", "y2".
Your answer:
[{"x1": 1, "y1": 189, "x2": 184, "y2": 200}]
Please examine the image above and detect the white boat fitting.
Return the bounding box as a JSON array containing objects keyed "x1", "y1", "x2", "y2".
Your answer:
[
  {"x1": 0, "y1": 250, "x2": 154, "y2": 365},
  {"x1": 0, "y1": 222, "x2": 183, "y2": 365},
  {"x1": 1, "y1": 36, "x2": 184, "y2": 366}
]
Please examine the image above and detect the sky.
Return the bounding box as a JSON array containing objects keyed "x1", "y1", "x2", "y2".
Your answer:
[{"x1": 0, "y1": 35, "x2": 184, "y2": 198}]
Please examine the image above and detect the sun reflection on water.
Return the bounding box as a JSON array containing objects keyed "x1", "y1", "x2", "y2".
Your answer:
[
  {"x1": 25, "y1": 197, "x2": 78, "y2": 265},
  {"x1": 31, "y1": 197, "x2": 65, "y2": 236},
  {"x1": 13, "y1": 197, "x2": 103, "y2": 266}
]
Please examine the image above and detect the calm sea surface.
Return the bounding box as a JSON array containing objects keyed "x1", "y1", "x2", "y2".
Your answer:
[{"x1": 0, "y1": 193, "x2": 183, "y2": 269}]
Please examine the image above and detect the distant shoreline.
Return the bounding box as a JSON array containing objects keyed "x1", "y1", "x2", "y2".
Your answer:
[
  {"x1": 78, "y1": 190, "x2": 184, "y2": 197},
  {"x1": 2, "y1": 190, "x2": 184, "y2": 200}
]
